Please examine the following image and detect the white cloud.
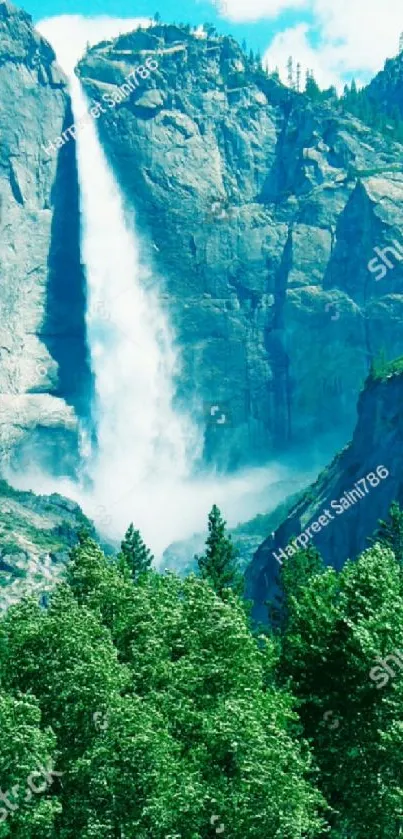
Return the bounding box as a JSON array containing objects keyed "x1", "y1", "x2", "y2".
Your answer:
[
  {"x1": 36, "y1": 15, "x2": 152, "y2": 74},
  {"x1": 263, "y1": 23, "x2": 341, "y2": 89},
  {"x1": 218, "y1": 0, "x2": 403, "y2": 89},
  {"x1": 215, "y1": 0, "x2": 308, "y2": 21},
  {"x1": 313, "y1": 0, "x2": 403, "y2": 76}
]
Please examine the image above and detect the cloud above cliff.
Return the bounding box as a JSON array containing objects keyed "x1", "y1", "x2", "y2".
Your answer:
[
  {"x1": 215, "y1": 0, "x2": 403, "y2": 88},
  {"x1": 215, "y1": 0, "x2": 307, "y2": 18},
  {"x1": 37, "y1": 15, "x2": 151, "y2": 74}
]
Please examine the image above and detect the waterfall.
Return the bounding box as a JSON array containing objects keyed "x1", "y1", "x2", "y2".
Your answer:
[
  {"x1": 19, "y1": 17, "x2": 313, "y2": 560},
  {"x1": 67, "y1": 76, "x2": 208, "y2": 550}
]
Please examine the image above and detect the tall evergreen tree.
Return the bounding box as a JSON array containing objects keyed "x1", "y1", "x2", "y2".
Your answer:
[
  {"x1": 196, "y1": 505, "x2": 243, "y2": 597},
  {"x1": 305, "y1": 70, "x2": 321, "y2": 100},
  {"x1": 118, "y1": 523, "x2": 154, "y2": 581},
  {"x1": 296, "y1": 62, "x2": 301, "y2": 91},
  {"x1": 287, "y1": 55, "x2": 294, "y2": 88}
]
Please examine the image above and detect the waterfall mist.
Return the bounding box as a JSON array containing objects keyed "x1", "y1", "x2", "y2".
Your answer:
[{"x1": 10, "y1": 17, "x2": 320, "y2": 559}]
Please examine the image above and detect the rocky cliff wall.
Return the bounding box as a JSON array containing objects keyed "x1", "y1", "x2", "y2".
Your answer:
[
  {"x1": 0, "y1": 0, "x2": 91, "y2": 476},
  {"x1": 246, "y1": 363, "x2": 403, "y2": 622},
  {"x1": 76, "y1": 24, "x2": 403, "y2": 468}
]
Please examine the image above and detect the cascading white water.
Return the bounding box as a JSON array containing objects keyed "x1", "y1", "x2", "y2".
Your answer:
[
  {"x1": 59, "y1": 84, "x2": 307, "y2": 554},
  {"x1": 70, "y1": 75, "x2": 201, "y2": 514},
  {"x1": 16, "y1": 17, "x2": 317, "y2": 559}
]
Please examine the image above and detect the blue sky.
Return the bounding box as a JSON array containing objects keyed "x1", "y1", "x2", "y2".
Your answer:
[
  {"x1": 24, "y1": 0, "x2": 403, "y2": 91},
  {"x1": 27, "y1": 0, "x2": 310, "y2": 58}
]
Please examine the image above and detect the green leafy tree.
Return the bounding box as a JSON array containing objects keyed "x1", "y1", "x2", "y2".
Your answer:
[
  {"x1": 373, "y1": 501, "x2": 403, "y2": 564},
  {"x1": 270, "y1": 545, "x2": 324, "y2": 630},
  {"x1": 196, "y1": 504, "x2": 243, "y2": 597},
  {"x1": 0, "y1": 691, "x2": 61, "y2": 837},
  {"x1": 117, "y1": 523, "x2": 154, "y2": 581},
  {"x1": 0, "y1": 536, "x2": 327, "y2": 838},
  {"x1": 279, "y1": 541, "x2": 403, "y2": 838}
]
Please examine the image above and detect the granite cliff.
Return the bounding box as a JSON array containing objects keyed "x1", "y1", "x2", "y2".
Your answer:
[
  {"x1": 246, "y1": 359, "x2": 403, "y2": 622},
  {"x1": 0, "y1": 0, "x2": 91, "y2": 476},
  {"x1": 76, "y1": 24, "x2": 403, "y2": 468},
  {"x1": 1, "y1": 9, "x2": 403, "y2": 604},
  {"x1": 0, "y1": 475, "x2": 91, "y2": 609},
  {"x1": 1, "y1": 11, "x2": 403, "y2": 474}
]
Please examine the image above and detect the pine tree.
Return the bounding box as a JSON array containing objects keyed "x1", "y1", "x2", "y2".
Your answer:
[
  {"x1": 399, "y1": 32, "x2": 403, "y2": 54},
  {"x1": 287, "y1": 56, "x2": 293, "y2": 88},
  {"x1": 196, "y1": 505, "x2": 243, "y2": 597},
  {"x1": 350, "y1": 78, "x2": 358, "y2": 100},
  {"x1": 373, "y1": 502, "x2": 403, "y2": 564},
  {"x1": 118, "y1": 523, "x2": 154, "y2": 581},
  {"x1": 305, "y1": 70, "x2": 321, "y2": 101},
  {"x1": 296, "y1": 62, "x2": 301, "y2": 92}
]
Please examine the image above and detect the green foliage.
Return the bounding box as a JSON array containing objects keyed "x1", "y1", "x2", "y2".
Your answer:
[
  {"x1": 340, "y1": 77, "x2": 403, "y2": 143},
  {"x1": 278, "y1": 534, "x2": 403, "y2": 838},
  {"x1": 4, "y1": 499, "x2": 403, "y2": 836},
  {"x1": 304, "y1": 71, "x2": 322, "y2": 101},
  {"x1": 0, "y1": 531, "x2": 326, "y2": 838},
  {"x1": 231, "y1": 488, "x2": 304, "y2": 538},
  {"x1": 0, "y1": 691, "x2": 62, "y2": 836},
  {"x1": 373, "y1": 500, "x2": 403, "y2": 563},
  {"x1": 368, "y1": 352, "x2": 403, "y2": 382},
  {"x1": 196, "y1": 505, "x2": 244, "y2": 597},
  {"x1": 117, "y1": 523, "x2": 153, "y2": 581}
]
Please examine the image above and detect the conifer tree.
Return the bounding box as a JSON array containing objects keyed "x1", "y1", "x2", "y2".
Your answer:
[
  {"x1": 196, "y1": 505, "x2": 243, "y2": 597},
  {"x1": 287, "y1": 56, "x2": 293, "y2": 88},
  {"x1": 296, "y1": 61, "x2": 301, "y2": 92},
  {"x1": 118, "y1": 523, "x2": 154, "y2": 581},
  {"x1": 305, "y1": 70, "x2": 321, "y2": 100}
]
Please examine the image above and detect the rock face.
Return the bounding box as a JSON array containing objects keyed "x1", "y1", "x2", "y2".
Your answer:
[
  {"x1": 0, "y1": 476, "x2": 91, "y2": 612},
  {"x1": 246, "y1": 363, "x2": 403, "y2": 623},
  {"x1": 76, "y1": 25, "x2": 403, "y2": 468},
  {"x1": 0, "y1": 0, "x2": 91, "y2": 475}
]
